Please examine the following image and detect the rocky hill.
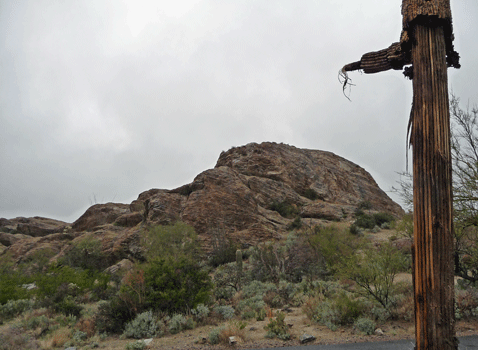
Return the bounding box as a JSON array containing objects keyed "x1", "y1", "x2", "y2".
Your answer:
[{"x1": 0, "y1": 142, "x2": 403, "y2": 266}]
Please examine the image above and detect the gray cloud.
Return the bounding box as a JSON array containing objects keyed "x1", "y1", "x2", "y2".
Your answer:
[{"x1": 1, "y1": 0, "x2": 477, "y2": 222}]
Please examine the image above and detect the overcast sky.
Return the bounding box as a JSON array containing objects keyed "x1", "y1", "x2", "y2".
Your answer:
[{"x1": 1, "y1": 1, "x2": 477, "y2": 223}]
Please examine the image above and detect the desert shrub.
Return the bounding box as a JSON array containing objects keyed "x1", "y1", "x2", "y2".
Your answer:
[
  {"x1": 263, "y1": 290, "x2": 283, "y2": 308},
  {"x1": 72, "y1": 330, "x2": 88, "y2": 342},
  {"x1": 353, "y1": 212, "x2": 395, "y2": 230},
  {"x1": 396, "y1": 213, "x2": 414, "y2": 240},
  {"x1": 213, "y1": 305, "x2": 235, "y2": 320},
  {"x1": 125, "y1": 340, "x2": 147, "y2": 350},
  {"x1": 277, "y1": 280, "x2": 298, "y2": 305},
  {"x1": 357, "y1": 201, "x2": 372, "y2": 211},
  {"x1": 349, "y1": 224, "x2": 362, "y2": 235},
  {"x1": 218, "y1": 320, "x2": 247, "y2": 344},
  {"x1": 248, "y1": 235, "x2": 325, "y2": 283},
  {"x1": 353, "y1": 214, "x2": 376, "y2": 229},
  {"x1": 118, "y1": 268, "x2": 146, "y2": 315},
  {"x1": 237, "y1": 295, "x2": 265, "y2": 313},
  {"x1": 143, "y1": 258, "x2": 212, "y2": 313},
  {"x1": 0, "y1": 270, "x2": 31, "y2": 304},
  {"x1": 340, "y1": 243, "x2": 408, "y2": 311},
  {"x1": 287, "y1": 217, "x2": 302, "y2": 231},
  {"x1": 248, "y1": 243, "x2": 287, "y2": 282},
  {"x1": 95, "y1": 298, "x2": 134, "y2": 334},
  {"x1": 308, "y1": 225, "x2": 364, "y2": 275},
  {"x1": 354, "y1": 317, "x2": 376, "y2": 335},
  {"x1": 61, "y1": 236, "x2": 110, "y2": 271},
  {"x1": 213, "y1": 262, "x2": 242, "y2": 300},
  {"x1": 23, "y1": 314, "x2": 50, "y2": 331},
  {"x1": 256, "y1": 308, "x2": 267, "y2": 321},
  {"x1": 264, "y1": 312, "x2": 290, "y2": 340},
  {"x1": 76, "y1": 316, "x2": 96, "y2": 338},
  {"x1": 123, "y1": 310, "x2": 159, "y2": 339},
  {"x1": 303, "y1": 188, "x2": 320, "y2": 200},
  {"x1": 209, "y1": 326, "x2": 225, "y2": 345},
  {"x1": 242, "y1": 280, "x2": 276, "y2": 299},
  {"x1": 53, "y1": 295, "x2": 83, "y2": 317},
  {"x1": 0, "y1": 299, "x2": 35, "y2": 321},
  {"x1": 19, "y1": 247, "x2": 57, "y2": 274},
  {"x1": 241, "y1": 309, "x2": 256, "y2": 320},
  {"x1": 208, "y1": 228, "x2": 239, "y2": 267},
  {"x1": 372, "y1": 212, "x2": 395, "y2": 227},
  {"x1": 141, "y1": 222, "x2": 202, "y2": 262},
  {"x1": 269, "y1": 200, "x2": 299, "y2": 218},
  {"x1": 312, "y1": 293, "x2": 364, "y2": 330},
  {"x1": 191, "y1": 304, "x2": 210, "y2": 322},
  {"x1": 0, "y1": 326, "x2": 40, "y2": 350},
  {"x1": 44, "y1": 326, "x2": 72, "y2": 348},
  {"x1": 168, "y1": 314, "x2": 195, "y2": 334},
  {"x1": 455, "y1": 287, "x2": 478, "y2": 319},
  {"x1": 34, "y1": 265, "x2": 110, "y2": 305}
]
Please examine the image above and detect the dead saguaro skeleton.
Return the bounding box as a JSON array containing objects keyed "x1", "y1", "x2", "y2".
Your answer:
[{"x1": 341, "y1": 1, "x2": 460, "y2": 350}]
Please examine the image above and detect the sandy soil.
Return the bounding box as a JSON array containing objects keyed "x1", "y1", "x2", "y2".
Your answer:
[{"x1": 96, "y1": 310, "x2": 478, "y2": 350}]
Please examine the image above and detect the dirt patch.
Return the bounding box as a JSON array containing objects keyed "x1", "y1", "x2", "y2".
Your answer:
[{"x1": 92, "y1": 310, "x2": 478, "y2": 350}]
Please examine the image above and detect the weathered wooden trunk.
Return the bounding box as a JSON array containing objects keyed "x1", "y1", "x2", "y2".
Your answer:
[{"x1": 410, "y1": 23, "x2": 457, "y2": 350}]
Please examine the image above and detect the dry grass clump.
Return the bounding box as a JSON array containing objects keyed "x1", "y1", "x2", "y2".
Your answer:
[
  {"x1": 41, "y1": 326, "x2": 71, "y2": 349},
  {"x1": 218, "y1": 320, "x2": 248, "y2": 344}
]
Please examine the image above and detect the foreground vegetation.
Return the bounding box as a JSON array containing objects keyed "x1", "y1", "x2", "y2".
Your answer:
[{"x1": 1, "y1": 212, "x2": 478, "y2": 349}]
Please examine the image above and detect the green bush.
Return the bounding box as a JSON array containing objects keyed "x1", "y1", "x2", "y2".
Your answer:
[
  {"x1": 35, "y1": 265, "x2": 110, "y2": 303},
  {"x1": 339, "y1": 243, "x2": 408, "y2": 311},
  {"x1": 373, "y1": 212, "x2": 395, "y2": 227},
  {"x1": 168, "y1": 314, "x2": 195, "y2": 334},
  {"x1": 95, "y1": 298, "x2": 135, "y2": 334},
  {"x1": 191, "y1": 304, "x2": 210, "y2": 322},
  {"x1": 0, "y1": 299, "x2": 35, "y2": 321},
  {"x1": 123, "y1": 310, "x2": 159, "y2": 339},
  {"x1": 303, "y1": 188, "x2": 320, "y2": 200},
  {"x1": 143, "y1": 258, "x2": 212, "y2": 313},
  {"x1": 213, "y1": 262, "x2": 242, "y2": 300},
  {"x1": 125, "y1": 340, "x2": 146, "y2": 350},
  {"x1": 213, "y1": 305, "x2": 235, "y2": 320},
  {"x1": 0, "y1": 326, "x2": 40, "y2": 350},
  {"x1": 53, "y1": 295, "x2": 83, "y2": 317},
  {"x1": 141, "y1": 222, "x2": 202, "y2": 262},
  {"x1": 23, "y1": 314, "x2": 49, "y2": 331},
  {"x1": 256, "y1": 308, "x2": 267, "y2": 321},
  {"x1": 208, "y1": 231, "x2": 239, "y2": 267},
  {"x1": 353, "y1": 212, "x2": 395, "y2": 230},
  {"x1": 312, "y1": 293, "x2": 364, "y2": 330},
  {"x1": 0, "y1": 271, "x2": 31, "y2": 304},
  {"x1": 264, "y1": 312, "x2": 290, "y2": 340},
  {"x1": 208, "y1": 326, "x2": 224, "y2": 345},
  {"x1": 354, "y1": 317, "x2": 376, "y2": 335},
  {"x1": 241, "y1": 309, "x2": 256, "y2": 320},
  {"x1": 242, "y1": 280, "x2": 276, "y2": 298},
  {"x1": 61, "y1": 236, "x2": 110, "y2": 271},
  {"x1": 287, "y1": 217, "x2": 302, "y2": 231},
  {"x1": 308, "y1": 225, "x2": 364, "y2": 275},
  {"x1": 269, "y1": 200, "x2": 299, "y2": 218},
  {"x1": 354, "y1": 214, "x2": 376, "y2": 229}
]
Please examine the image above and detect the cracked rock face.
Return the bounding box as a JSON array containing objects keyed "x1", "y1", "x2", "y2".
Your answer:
[{"x1": 133, "y1": 142, "x2": 403, "y2": 250}]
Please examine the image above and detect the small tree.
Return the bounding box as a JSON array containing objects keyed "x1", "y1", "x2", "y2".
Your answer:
[
  {"x1": 340, "y1": 243, "x2": 408, "y2": 312},
  {"x1": 143, "y1": 258, "x2": 212, "y2": 313}
]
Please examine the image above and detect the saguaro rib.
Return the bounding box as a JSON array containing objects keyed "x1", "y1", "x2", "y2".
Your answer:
[{"x1": 411, "y1": 23, "x2": 456, "y2": 350}]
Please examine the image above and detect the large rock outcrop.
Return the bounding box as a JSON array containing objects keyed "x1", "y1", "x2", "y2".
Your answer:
[
  {"x1": 0, "y1": 142, "x2": 404, "y2": 263},
  {"x1": 133, "y1": 142, "x2": 403, "y2": 248}
]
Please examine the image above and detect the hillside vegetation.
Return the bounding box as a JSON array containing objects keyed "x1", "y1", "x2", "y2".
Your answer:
[{"x1": 1, "y1": 212, "x2": 478, "y2": 350}]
